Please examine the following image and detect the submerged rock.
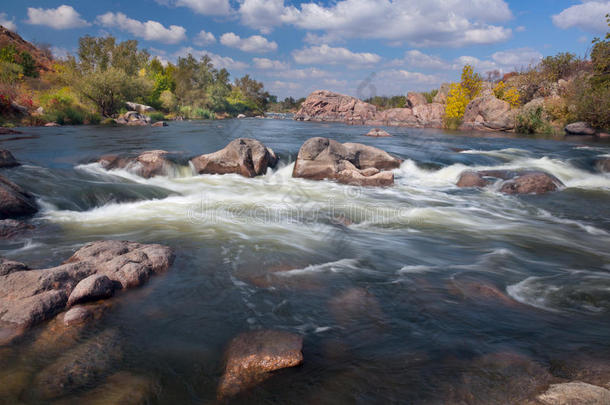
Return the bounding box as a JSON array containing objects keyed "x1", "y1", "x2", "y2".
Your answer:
[
  {"x1": 0, "y1": 175, "x2": 38, "y2": 219},
  {"x1": 190, "y1": 138, "x2": 278, "y2": 177},
  {"x1": 565, "y1": 121, "x2": 596, "y2": 136},
  {"x1": 0, "y1": 219, "x2": 34, "y2": 238},
  {"x1": 292, "y1": 137, "x2": 401, "y2": 186},
  {"x1": 74, "y1": 371, "x2": 156, "y2": 405},
  {"x1": 0, "y1": 149, "x2": 19, "y2": 168},
  {"x1": 98, "y1": 150, "x2": 173, "y2": 178},
  {"x1": 365, "y1": 128, "x2": 391, "y2": 137},
  {"x1": 456, "y1": 170, "x2": 563, "y2": 195},
  {"x1": 0, "y1": 240, "x2": 174, "y2": 345},
  {"x1": 0, "y1": 128, "x2": 22, "y2": 135},
  {"x1": 62, "y1": 305, "x2": 94, "y2": 325},
  {"x1": 218, "y1": 330, "x2": 303, "y2": 400},
  {"x1": 537, "y1": 382, "x2": 610, "y2": 405}
]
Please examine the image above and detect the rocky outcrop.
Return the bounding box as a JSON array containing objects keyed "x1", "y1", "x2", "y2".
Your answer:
[
  {"x1": 0, "y1": 257, "x2": 28, "y2": 276},
  {"x1": 406, "y1": 92, "x2": 427, "y2": 108},
  {"x1": 217, "y1": 330, "x2": 303, "y2": 400},
  {"x1": 460, "y1": 94, "x2": 516, "y2": 131},
  {"x1": 115, "y1": 111, "x2": 151, "y2": 126},
  {"x1": 125, "y1": 102, "x2": 154, "y2": 113},
  {"x1": 376, "y1": 108, "x2": 418, "y2": 126},
  {"x1": 0, "y1": 240, "x2": 174, "y2": 345},
  {"x1": 98, "y1": 150, "x2": 173, "y2": 178},
  {"x1": 565, "y1": 121, "x2": 596, "y2": 136},
  {"x1": 292, "y1": 137, "x2": 401, "y2": 186},
  {"x1": 365, "y1": 128, "x2": 391, "y2": 137},
  {"x1": 0, "y1": 175, "x2": 38, "y2": 219},
  {"x1": 294, "y1": 90, "x2": 377, "y2": 124},
  {"x1": 0, "y1": 219, "x2": 34, "y2": 238},
  {"x1": 537, "y1": 382, "x2": 610, "y2": 405},
  {"x1": 412, "y1": 103, "x2": 445, "y2": 127},
  {"x1": 0, "y1": 149, "x2": 19, "y2": 168},
  {"x1": 456, "y1": 170, "x2": 564, "y2": 194},
  {"x1": 190, "y1": 138, "x2": 278, "y2": 177},
  {"x1": 433, "y1": 83, "x2": 451, "y2": 104}
]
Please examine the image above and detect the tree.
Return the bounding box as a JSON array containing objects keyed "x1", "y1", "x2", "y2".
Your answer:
[{"x1": 460, "y1": 65, "x2": 482, "y2": 100}]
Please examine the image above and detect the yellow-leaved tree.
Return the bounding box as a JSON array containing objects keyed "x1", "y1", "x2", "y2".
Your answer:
[
  {"x1": 493, "y1": 81, "x2": 520, "y2": 108},
  {"x1": 444, "y1": 65, "x2": 482, "y2": 129}
]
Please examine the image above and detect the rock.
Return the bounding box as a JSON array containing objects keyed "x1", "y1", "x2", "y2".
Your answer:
[
  {"x1": 237, "y1": 114, "x2": 246, "y2": 119},
  {"x1": 365, "y1": 128, "x2": 391, "y2": 137},
  {"x1": 0, "y1": 240, "x2": 174, "y2": 343},
  {"x1": 190, "y1": 138, "x2": 278, "y2": 177},
  {"x1": 97, "y1": 150, "x2": 173, "y2": 178},
  {"x1": 67, "y1": 274, "x2": 115, "y2": 307},
  {"x1": 63, "y1": 306, "x2": 94, "y2": 325},
  {"x1": 456, "y1": 170, "x2": 563, "y2": 194},
  {"x1": 75, "y1": 371, "x2": 155, "y2": 405},
  {"x1": 217, "y1": 330, "x2": 303, "y2": 399},
  {"x1": 377, "y1": 108, "x2": 418, "y2": 126},
  {"x1": 33, "y1": 329, "x2": 122, "y2": 399},
  {"x1": 412, "y1": 103, "x2": 445, "y2": 127},
  {"x1": 10, "y1": 101, "x2": 28, "y2": 115},
  {"x1": 44, "y1": 122, "x2": 60, "y2": 127},
  {"x1": 125, "y1": 102, "x2": 154, "y2": 113},
  {"x1": 595, "y1": 158, "x2": 610, "y2": 173},
  {"x1": 433, "y1": 83, "x2": 451, "y2": 104},
  {"x1": 406, "y1": 92, "x2": 427, "y2": 108},
  {"x1": 329, "y1": 287, "x2": 384, "y2": 327},
  {"x1": 0, "y1": 257, "x2": 28, "y2": 276},
  {"x1": 34, "y1": 106, "x2": 44, "y2": 115},
  {"x1": 0, "y1": 149, "x2": 19, "y2": 168},
  {"x1": 294, "y1": 90, "x2": 377, "y2": 124},
  {"x1": 0, "y1": 128, "x2": 21, "y2": 135},
  {"x1": 537, "y1": 382, "x2": 610, "y2": 405},
  {"x1": 0, "y1": 175, "x2": 38, "y2": 219},
  {"x1": 461, "y1": 94, "x2": 515, "y2": 131},
  {"x1": 151, "y1": 121, "x2": 168, "y2": 127},
  {"x1": 565, "y1": 121, "x2": 596, "y2": 136},
  {"x1": 0, "y1": 219, "x2": 34, "y2": 238},
  {"x1": 115, "y1": 111, "x2": 151, "y2": 126},
  {"x1": 292, "y1": 137, "x2": 401, "y2": 186}
]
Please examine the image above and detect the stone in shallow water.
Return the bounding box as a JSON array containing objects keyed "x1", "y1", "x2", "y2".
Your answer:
[
  {"x1": 69, "y1": 371, "x2": 156, "y2": 405},
  {"x1": 537, "y1": 382, "x2": 610, "y2": 405},
  {"x1": 365, "y1": 128, "x2": 391, "y2": 137},
  {"x1": 63, "y1": 306, "x2": 94, "y2": 325},
  {"x1": 217, "y1": 330, "x2": 303, "y2": 400},
  {"x1": 67, "y1": 274, "x2": 115, "y2": 306},
  {"x1": 0, "y1": 175, "x2": 38, "y2": 219}
]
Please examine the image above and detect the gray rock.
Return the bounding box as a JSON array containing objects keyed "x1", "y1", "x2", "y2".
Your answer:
[
  {"x1": 0, "y1": 257, "x2": 28, "y2": 276},
  {"x1": 97, "y1": 150, "x2": 173, "y2": 178},
  {"x1": 406, "y1": 92, "x2": 427, "y2": 108},
  {"x1": 125, "y1": 102, "x2": 154, "y2": 113},
  {"x1": 565, "y1": 121, "x2": 596, "y2": 136},
  {"x1": 461, "y1": 95, "x2": 515, "y2": 131}
]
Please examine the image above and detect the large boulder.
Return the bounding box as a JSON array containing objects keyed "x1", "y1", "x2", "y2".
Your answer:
[
  {"x1": 412, "y1": 103, "x2": 445, "y2": 127},
  {"x1": 537, "y1": 382, "x2": 610, "y2": 405},
  {"x1": 190, "y1": 138, "x2": 278, "y2": 177},
  {"x1": 0, "y1": 175, "x2": 38, "y2": 219},
  {"x1": 294, "y1": 90, "x2": 377, "y2": 124},
  {"x1": 292, "y1": 137, "x2": 401, "y2": 186},
  {"x1": 115, "y1": 111, "x2": 151, "y2": 126},
  {"x1": 0, "y1": 240, "x2": 174, "y2": 345},
  {"x1": 98, "y1": 150, "x2": 173, "y2": 178},
  {"x1": 0, "y1": 149, "x2": 19, "y2": 168},
  {"x1": 433, "y1": 83, "x2": 451, "y2": 104},
  {"x1": 217, "y1": 330, "x2": 303, "y2": 400},
  {"x1": 406, "y1": 92, "x2": 427, "y2": 108},
  {"x1": 565, "y1": 121, "x2": 596, "y2": 136},
  {"x1": 456, "y1": 170, "x2": 563, "y2": 194},
  {"x1": 461, "y1": 95, "x2": 515, "y2": 131}
]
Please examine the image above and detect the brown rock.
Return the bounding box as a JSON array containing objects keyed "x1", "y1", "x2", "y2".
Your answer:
[
  {"x1": 565, "y1": 121, "x2": 596, "y2": 136},
  {"x1": 97, "y1": 150, "x2": 172, "y2": 178},
  {"x1": 75, "y1": 371, "x2": 155, "y2": 405},
  {"x1": 406, "y1": 92, "x2": 427, "y2": 108},
  {"x1": 151, "y1": 121, "x2": 168, "y2": 127},
  {"x1": 365, "y1": 128, "x2": 391, "y2": 137},
  {"x1": 292, "y1": 137, "x2": 400, "y2": 186},
  {"x1": 218, "y1": 330, "x2": 303, "y2": 399},
  {"x1": 500, "y1": 172, "x2": 562, "y2": 195},
  {"x1": 0, "y1": 219, "x2": 34, "y2": 238},
  {"x1": 456, "y1": 171, "x2": 488, "y2": 188},
  {"x1": 537, "y1": 382, "x2": 610, "y2": 405},
  {"x1": 433, "y1": 83, "x2": 451, "y2": 104},
  {"x1": 0, "y1": 149, "x2": 19, "y2": 168},
  {"x1": 63, "y1": 306, "x2": 94, "y2": 325},
  {"x1": 190, "y1": 138, "x2": 278, "y2": 177},
  {"x1": 67, "y1": 274, "x2": 115, "y2": 306},
  {"x1": 0, "y1": 175, "x2": 38, "y2": 219},
  {"x1": 462, "y1": 95, "x2": 515, "y2": 131},
  {"x1": 412, "y1": 103, "x2": 445, "y2": 127},
  {"x1": 0, "y1": 257, "x2": 28, "y2": 276},
  {"x1": 294, "y1": 90, "x2": 377, "y2": 124},
  {"x1": 595, "y1": 158, "x2": 610, "y2": 173}
]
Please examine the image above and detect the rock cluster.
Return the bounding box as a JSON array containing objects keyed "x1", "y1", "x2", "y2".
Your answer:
[
  {"x1": 114, "y1": 111, "x2": 152, "y2": 126},
  {"x1": 456, "y1": 170, "x2": 564, "y2": 194},
  {"x1": 97, "y1": 150, "x2": 174, "y2": 178}
]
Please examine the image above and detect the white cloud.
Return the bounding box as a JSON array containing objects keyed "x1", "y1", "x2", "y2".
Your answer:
[
  {"x1": 402, "y1": 50, "x2": 449, "y2": 69},
  {"x1": 0, "y1": 13, "x2": 17, "y2": 32},
  {"x1": 194, "y1": 30, "x2": 216, "y2": 46},
  {"x1": 253, "y1": 57, "x2": 290, "y2": 70},
  {"x1": 174, "y1": 47, "x2": 249, "y2": 70},
  {"x1": 220, "y1": 33, "x2": 278, "y2": 53},
  {"x1": 156, "y1": 0, "x2": 231, "y2": 16},
  {"x1": 96, "y1": 12, "x2": 186, "y2": 44},
  {"x1": 377, "y1": 69, "x2": 440, "y2": 85},
  {"x1": 453, "y1": 55, "x2": 498, "y2": 71},
  {"x1": 515, "y1": 25, "x2": 526, "y2": 32},
  {"x1": 292, "y1": 44, "x2": 380, "y2": 65},
  {"x1": 275, "y1": 67, "x2": 330, "y2": 79},
  {"x1": 270, "y1": 80, "x2": 302, "y2": 90},
  {"x1": 26, "y1": 5, "x2": 89, "y2": 29},
  {"x1": 239, "y1": 0, "x2": 513, "y2": 47},
  {"x1": 491, "y1": 48, "x2": 542, "y2": 69},
  {"x1": 51, "y1": 46, "x2": 70, "y2": 59},
  {"x1": 552, "y1": 1, "x2": 610, "y2": 33}
]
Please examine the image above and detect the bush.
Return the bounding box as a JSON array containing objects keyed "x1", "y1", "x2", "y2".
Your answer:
[
  {"x1": 515, "y1": 106, "x2": 552, "y2": 134},
  {"x1": 422, "y1": 89, "x2": 438, "y2": 104},
  {"x1": 540, "y1": 53, "x2": 587, "y2": 82},
  {"x1": 39, "y1": 87, "x2": 100, "y2": 125},
  {"x1": 444, "y1": 83, "x2": 469, "y2": 129},
  {"x1": 147, "y1": 111, "x2": 165, "y2": 122},
  {"x1": 493, "y1": 81, "x2": 520, "y2": 108},
  {"x1": 569, "y1": 79, "x2": 610, "y2": 131}
]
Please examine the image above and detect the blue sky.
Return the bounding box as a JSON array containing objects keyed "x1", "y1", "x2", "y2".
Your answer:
[{"x1": 1, "y1": 0, "x2": 608, "y2": 98}]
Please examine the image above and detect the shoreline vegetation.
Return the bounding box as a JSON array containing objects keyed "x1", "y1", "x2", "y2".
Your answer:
[{"x1": 0, "y1": 15, "x2": 608, "y2": 136}]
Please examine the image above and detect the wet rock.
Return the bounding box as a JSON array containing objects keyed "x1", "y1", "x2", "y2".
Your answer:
[
  {"x1": 461, "y1": 94, "x2": 515, "y2": 131},
  {"x1": 151, "y1": 121, "x2": 168, "y2": 127},
  {"x1": 456, "y1": 171, "x2": 489, "y2": 188},
  {"x1": 406, "y1": 92, "x2": 427, "y2": 108},
  {"x1": 0, "y1": 175, "x2": 38, "y2": 219},
  {"x1": 595, "y1": 157, "x2": 610, "y2": 173},
  {"x1": 0, "y1": 257, "x2": 28, "y2": 276},
  {"x1": 190, "y1": 138, "x2": 278, "y2": 177},
  {"x1": 97, "y1": 150, "x2": 173, "y2": 178},
  {"x1": 0, "y1": 149, "x2": 19, "y2": 168},
  {"x1": 0, "y1": 219, "x2": 34, "y2": 238},
  {"x1": 294, "y1": 90, "x2": 377, "y2": 124},
  {"x1": 292, "y1": 137, "x2": 401, "y2": 186},
  {"x1": 63, "y1": 306, "x2": 94, "y2": 325},
  {"x1": 329, "y1": 287, "x2": 384, "y2": 327},
  {"x1": 456, "y1": 170, "x2": 563, "y2": 195},
  {"x1": 0, "y1": 365, "x2": 31, "y2": 400},
  {"x1": 67, "y1": 274, "x2": 115, "y2": 306},
  {"x1": 217, "y1": 330, "x2": 303, "y2": 400},
  {"x1": 75, "y1": 371, "x2": 155, "y2": 405},
  {"x1": 365, "y1": 128, "x2": 391, "y2": 137},
  {"x1": 0, "y1": 240, "x2": 174, "y2": 344},
  {"x1": 548, "y1": 356, "x2": 610, "y2": 388},
  {"x1": 448, "y1": 279, "x2": 518, "y2": 307},
  {"x1": 537, "y1": 382, "x2": 610, "y2": 405},
  {"x1": 44, "y1": 122, "x2": 60, "y2": 127},
  {"x1": 33, "y1": 329, "x2": 122, "y2": 399},
  {"x1": 565, "y1": 121, "x2": 596, "y2": 136},
  {"x1": 0, "y1": 127, "x2": 22, "y2": 135}
]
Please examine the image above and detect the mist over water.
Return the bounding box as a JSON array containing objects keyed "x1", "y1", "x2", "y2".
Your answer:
[{"x1": 1, "y1": 119, "x2": 610, "y2": 403}]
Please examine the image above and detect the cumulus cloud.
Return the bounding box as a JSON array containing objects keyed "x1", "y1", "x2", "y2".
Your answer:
[
  {"x1": 253, "y1": 57, "x2": 290, "y2": 70},
  {"x1": 156, "y1": 0, "x2": 231, "y2": 16},
  {"x1": 292, "y1": 44, "x2": 381, "y2": 65},
  {"x1": 275, "y1": 67, "x2": 330, "y2": 79},
  {"x1": 552, "y1": 1, "x2": 610, "y2": 33},
  {"x1": 491, "y1": 48, "x2": 542, "y2": 69},
  {"x1": 174, "y1": 47, "x2": 249, "y2": 70},
  {"x1": 239, "y1": 0, "x2": 513, "y2": 47},
  {"x1": 0, "y1": 13, "x2": 17, "y2": 32},
  {"x1": 96, "y1": 12, "x2": 186, "y2": 44},
  {"x1": 26, "y1": 5, "x2": 89, "y2": 29},
  {"x1": 194, "y1": 30, "x2": 216, "y2": 46},
  {"x1": 220, "y1": 33, "x2": 278, "y2": 53},
  {"x1": 377, "y1": 69, "x2": 440, "y2": 85},
  {"x1": 402, "y1": 50, "x2": 449, "y2": 69}
]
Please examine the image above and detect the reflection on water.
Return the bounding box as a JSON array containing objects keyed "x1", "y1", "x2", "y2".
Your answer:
[{"x1": 1, "y1": 120, "x2": 610, "y2": 404}]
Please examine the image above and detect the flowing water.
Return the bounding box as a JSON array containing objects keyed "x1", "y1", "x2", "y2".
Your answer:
[{"x1": 1, "y1": 119, "x2": 610, "y2": 404}]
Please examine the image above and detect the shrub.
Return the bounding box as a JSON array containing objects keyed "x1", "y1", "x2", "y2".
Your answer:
[
  {"x1": 444, "y1": 83, "x2": 469, "y2": 129},
  {"x1": 39, "y1": 87, "x2": 99, "y2": 125},
  {"x1": 147, "y1": 111, "x2": 165, "y2": 122},
  {"x1": 569, "y1": 79, "x2": 610, "y2": 131},
  {"x1": 515, "y1": 106, "x2": 552, "y2": 134},
  {"x1": 159, "y1": 90, "x2": 177, "y2": 111},
  {"x1": 540, "y1": 53, "x2": 586, "y2": 82},
  {"x1": 544, "y1": 97, "x2": 574, "y2": 125},
  {"x1": 461, "y1": 65, "x2": 483, "y2": 100},
  {"x1": 422, "y1": 89, "x2": 438, "y2": 104},
  {"x1": 493, "y1": 81, "x2": 520, "y2": 108}
]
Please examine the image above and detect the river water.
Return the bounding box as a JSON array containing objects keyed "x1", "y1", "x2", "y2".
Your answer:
[{"x1": 1, "y1": 119, "x2": 609, "y2": 404}]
